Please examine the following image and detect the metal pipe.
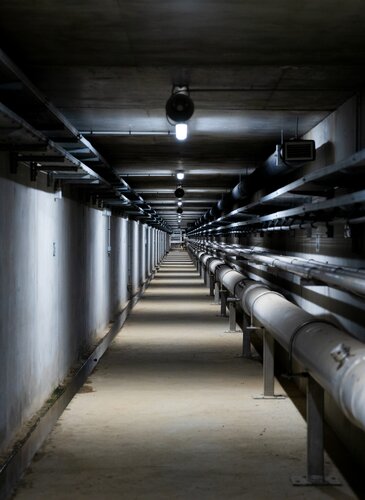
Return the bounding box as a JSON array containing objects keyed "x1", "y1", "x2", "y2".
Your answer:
[
  {"x1": 80, "y1": 130, "x2": 175, "y2": 136},
  {"x1": 199, "y1": 149, "x2": 293, "y2": 223},
  {"x1": 188, "y1": 243, "x2": 365, "y2": 432},
  {"x1": 195, "y1": 240, "x2": 365, "y2": 298},
  {"x1": 239, "y1": 280, "x2": 365, "y2": 431}
]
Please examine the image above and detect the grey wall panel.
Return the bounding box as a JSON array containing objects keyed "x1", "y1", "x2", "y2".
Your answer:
[
  {"x1": 140, "y1": 224, "x2": 147, "y2": 285},
  {"x1": 0, "y1": 156, "x2": 130, "y2": 456},
  {"x1": 129, "y1": 220, "x2": 140, "y2": 296},
  {"x1": 110, "y1": 217, "x2": 128, "y2": 314}
]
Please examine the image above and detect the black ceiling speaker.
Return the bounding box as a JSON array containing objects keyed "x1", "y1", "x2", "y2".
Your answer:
[
  {"x1": 175, "y1": 186, "x2": 185, "y2": 198},
  {"x1": 177, "y1": 207, "x2": 183, "y2": 214},
  {"x1": 166, "y1": 86, "x2": 194, "y2": 123}
]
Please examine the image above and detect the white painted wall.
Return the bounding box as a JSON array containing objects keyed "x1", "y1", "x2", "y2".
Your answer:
[{"x1": 0, "y1": 155, "x2": 165, "y2": 456}]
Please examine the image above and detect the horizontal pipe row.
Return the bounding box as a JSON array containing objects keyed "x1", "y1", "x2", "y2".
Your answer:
[
  {"x1": 195, "y1": 240, "x2": 365, "y2": 297},
  {"x1": 188, "y1": 242, "x2": 365, "y2": 432}
]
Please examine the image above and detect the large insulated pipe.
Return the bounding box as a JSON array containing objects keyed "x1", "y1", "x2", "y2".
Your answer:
[
  {"x1": 200, "y1": 151, "x2": 292, "y2": 222},
  {"x1": 189, "y1": 243, "x2": 365, "y2": 432},
  {"x1": 230, "y1": 159, "x2": 288, "y2": 201},
  {"x1": 239, "y1": 281, "x2": 365, "y2": 431}
]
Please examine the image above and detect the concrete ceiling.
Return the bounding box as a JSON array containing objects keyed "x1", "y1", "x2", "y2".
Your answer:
[{"x1": 0, "y1": 0, "x2": 364, "y2": 230}]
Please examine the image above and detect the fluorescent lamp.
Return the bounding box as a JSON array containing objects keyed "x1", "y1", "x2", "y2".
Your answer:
[
  {"x1": 175, "y1": 123, "x2": 188, "y2": 141},
  {"x1": 176, "y1": 171, "x2": 185, "y2": 180}
]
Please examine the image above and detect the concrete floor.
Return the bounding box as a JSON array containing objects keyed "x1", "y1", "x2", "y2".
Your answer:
[{"x1": 13, "y1": 250, "x2": 355, "y2": 499}]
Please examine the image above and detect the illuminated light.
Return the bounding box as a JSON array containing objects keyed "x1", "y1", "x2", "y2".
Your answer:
[
  {"x1": 175, "y1": 123, "x2": 188, "y2": 141},
  {"x1": 177, "y1": 201, "x2": 183, "y2": 207},
  {"x1": 176, "y1": 171, "x2": 185, "y2": 181}
]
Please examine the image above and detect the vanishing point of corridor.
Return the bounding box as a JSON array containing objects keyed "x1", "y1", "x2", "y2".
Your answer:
[{"x1": 14, "y1": 250, "x2": 353, "y2": 499}]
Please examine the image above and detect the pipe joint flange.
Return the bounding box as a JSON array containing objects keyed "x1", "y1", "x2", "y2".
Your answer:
[
  {"x1": 287, "y1": 319, "x2": 335, "y2": 375},
  {"x1": 271, "y1": 257, "x2": 280, "y2": 268}
]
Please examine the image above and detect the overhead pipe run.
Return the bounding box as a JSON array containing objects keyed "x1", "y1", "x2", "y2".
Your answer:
[
  {"x1": 195, "y1": 240, "x2": 365, "y2": 298},
  {"x1": 187, "y1": 242, "x2": 365, "y2": 433},
  {"x1": 194, "y1": 149, "x2": 295, "y2": 229}
]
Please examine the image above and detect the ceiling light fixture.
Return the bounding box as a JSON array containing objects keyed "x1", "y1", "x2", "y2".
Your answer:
[
  {"x1": 166, "y1": 86, "x2": 194, "y2": 142},
  {"x1": 177, "y1": 201, "x2": 183, "y2": 207},
  {"x1": 175, "y1": 123, "x2": 188, "y2": 141},
  {"x1": 176, "y1": 171, "x2": 185, "y2": 181}
]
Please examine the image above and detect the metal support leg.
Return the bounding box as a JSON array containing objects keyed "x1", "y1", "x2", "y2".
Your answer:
[
  {"x1": 307, "y1": 376, "x2": 325, "y2": 482},
  {"x1": 263, "y1": 330, "x2": 275, "y2": 397},
  {"x1": 229, "y1": 300, "x2": 236, "y2": 331},
  {"x1": 219, "y1": 289, "x2": 228, "y2": 317},
  {"x1": 213, "y1": 282, "x2": 220, "y2": 304},
  {"x1": 242, "y1": 314, "x2": 252, "y2": 358},
  {"x1": 209, "y1": 273, "x2": 214, "y2": 297},
  {"x1": 200, "y1": 263, "x2": 204, "y2": 279},
  {"x1": 291, "y1": 376, "x2": 341, "y2": 486},
  {"x1": 225, "y1": 298, "x2": 241, "y2": 333}
]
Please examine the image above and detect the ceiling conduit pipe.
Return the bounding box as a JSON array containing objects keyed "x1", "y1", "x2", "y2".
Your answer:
[
  {"x1": 187, "y1": 243, "x2": 365, "y2": 432},
  {"x1": 200, "y1": 153, "x2": 293, "y2": 223},
  {"x1": 193, "y1": 240, "x2": 365, "y2": 298}
]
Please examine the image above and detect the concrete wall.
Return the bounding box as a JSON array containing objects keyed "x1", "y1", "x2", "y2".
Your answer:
[{"x1": 0, "y1": 155, "x2": 165, "y2": 457}]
